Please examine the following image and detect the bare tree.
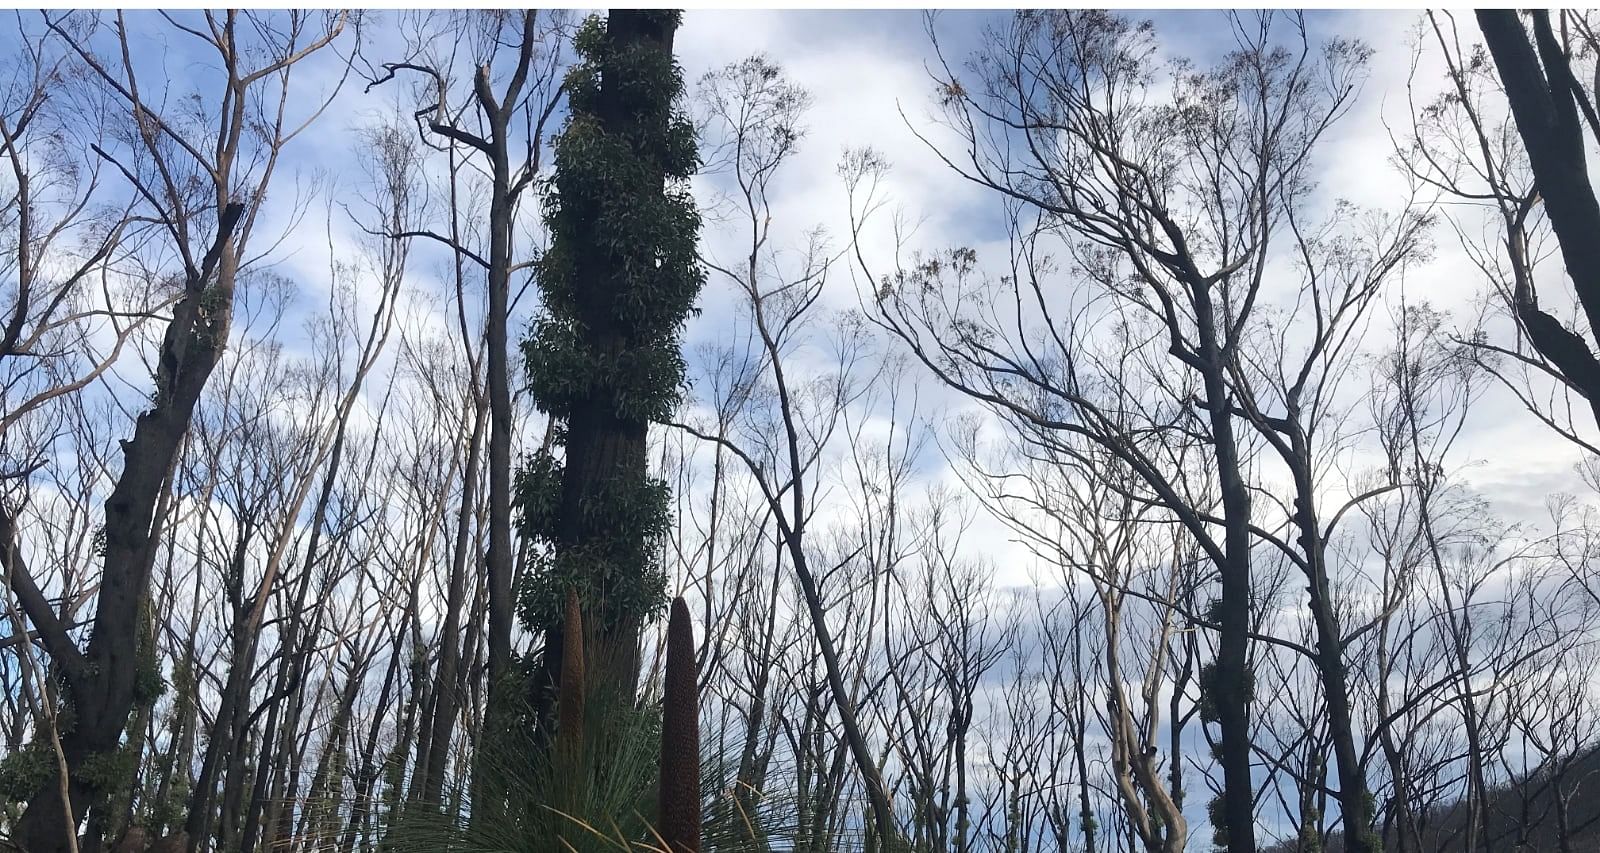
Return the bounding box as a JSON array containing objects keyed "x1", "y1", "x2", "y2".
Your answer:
[
  {"x1": 679, "y1": 53, "x2": 902, "y2": 849},
  {"x1": 368, "y1": 11, "x2": 567, "y2": 767},
  {"x1": 1473, "y1": 10, "x2": 1600, "y2": 432},
  {"x1": 857, "y1": 11, "x2": 1391, "y2": 850},
  {"x1": 2, "y1": 11, "x2": 350, "y2": 851}
]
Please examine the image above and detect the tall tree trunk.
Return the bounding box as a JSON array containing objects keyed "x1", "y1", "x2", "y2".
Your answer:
[
  {"x1": 185, "y1": 514, "x2": 260, "y2": 852},
  {"x1": 1478, "y1": 10, "x2": 1600, "y2": 425},
  {"x1": 1288, "y1": 429, "x2": 1376, "y2": 853},
  {"x1": 420, "y1": 403, "x2": 486, "y2": 805},
  {"x1": 482, "y1": 68, "x2": 517, "y2": 762},
  {"x1": 340, "y1": 628, "x2": 404, "y2": 853},
  {"x1": 1194, "y1": 285, "x2": 1257, "y2": 853},
  {"x1": 13, "y1": 206, "x2": 245, "y2": 853},
  {"x1": 531, "y1": 6, "x2": 700, "y2": 722}
]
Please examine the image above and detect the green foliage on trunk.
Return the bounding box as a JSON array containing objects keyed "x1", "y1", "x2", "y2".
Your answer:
[{"x1": 518, "y1": 10, "x2": 703, "y2": 639}]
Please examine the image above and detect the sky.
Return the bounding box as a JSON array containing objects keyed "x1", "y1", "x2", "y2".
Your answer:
[
  {"x1": 249, "y1": 9, "x2": 1600, "y2": 569},
  {"x1": 668, "y1": 8, "x2": 1597, "y2": 565},
  {"x1": 16, "y1": 7, "x2": 1595, "y2": 581}
]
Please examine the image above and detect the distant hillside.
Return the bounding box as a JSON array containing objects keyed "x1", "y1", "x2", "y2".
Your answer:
[{"x1": 1265, "y1": 744, "x2": 1600, "y2": 853}]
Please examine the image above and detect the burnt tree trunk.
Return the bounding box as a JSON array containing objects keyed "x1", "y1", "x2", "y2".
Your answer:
[
  {"x1": 420, "y1": 401, "x2": 485, "y2": 804},
  {"x1": 1479, "y1": 9, "x2": 1600, "y2": 426},
  {"x1": 1193, "y1": 283, "x2": 1258, "y2": 853},
  {"x1": 12, "y1": 204, "x2": 244, "y2": 853},
  {"x1": 534, "y1": 7, "x2": 689, "y2": 717}
]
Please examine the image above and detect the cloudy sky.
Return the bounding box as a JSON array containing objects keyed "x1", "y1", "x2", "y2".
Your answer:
[
  {"x1": 39, "y1": 8, "x2": 1592, "y2": 583},
  {"x1": 668, "y1": 8, "x2": 1595, "y2": 550},
  {"x1": 310, "y1": 8, "x2": 1588, "y2": 574}
]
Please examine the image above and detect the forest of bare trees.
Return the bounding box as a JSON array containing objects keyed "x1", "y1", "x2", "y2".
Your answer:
[{"x1": 4, "y1": 8, "x2": 1600, "y2": 853}]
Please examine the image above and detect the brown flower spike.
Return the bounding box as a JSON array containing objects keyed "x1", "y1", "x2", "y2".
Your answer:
[
  {"x1": 557, "y1": 588, "x2": 585, "y2": 760},
  {"x1": 658, "y1": 596, "x2": 700, "y2": 853}
]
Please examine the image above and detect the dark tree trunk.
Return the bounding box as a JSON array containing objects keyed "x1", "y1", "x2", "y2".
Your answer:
[
  {"x1": 483, "y1": 74, "x2": 516, "y2": 755},
  {"x1": 420, "y1": 403, "x2": 486, "y2": 805},
  {"x1": 184, "y1": 514, "x2": 260, "y2": 852},
  {"x1": 239, "y1": 692, "x2": 284, "y2": 853},
  {"x1": 1073, "y1": 606, "x2": 1098, "y2": 853},
  {"x1": 340, "y1": 629, "x2": 404, "y2": 853},
  {"x1": 1193, "y1": 285, "x2": 1258, "y2": 853},
  {"x1": 216, "y1": 690, "x2": 255, "y2": 851},
  {"x1": 1479, "y1": 9, "x2": 1600, "y2": 426},
  {"x1": 535, "y1": 7, "x2": 686, "y2": 717},
  {"x1": 1288, "y1": 429, "x2": 1376, "y2": 853},
  {"x1": 11, "y1": 206, "x2": 244, "y2": 853}
]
